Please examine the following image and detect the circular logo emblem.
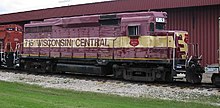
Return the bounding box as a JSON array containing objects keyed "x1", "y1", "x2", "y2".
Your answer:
[{"x1": 129, "y1": 38, "x2": 139, "y2": 47}]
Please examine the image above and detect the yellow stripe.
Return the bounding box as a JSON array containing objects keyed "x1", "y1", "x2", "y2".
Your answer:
[{"x1": 23, "y1": 35, "x2": 175, "y2": 48}]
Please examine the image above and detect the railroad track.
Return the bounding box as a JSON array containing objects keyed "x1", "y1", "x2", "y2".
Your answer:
[{"x1": 0, "y1": 68, "x2": 219, "y2": 92}]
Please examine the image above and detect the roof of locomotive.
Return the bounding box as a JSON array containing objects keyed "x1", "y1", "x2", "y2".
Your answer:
[
  {"x1": 0, "y1": 24, "x2": 22, "y2": 31},
  {"x1": 24, "y1": 11, "x2": 167, "y2": 27}
]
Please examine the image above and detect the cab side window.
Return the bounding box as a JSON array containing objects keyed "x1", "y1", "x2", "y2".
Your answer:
[
  {"x1": 156, "y1": 23, "x2": 165, "y2": 30},
  {"x1": 128, "y1": 25, "x2": 139, "y2": 36}
]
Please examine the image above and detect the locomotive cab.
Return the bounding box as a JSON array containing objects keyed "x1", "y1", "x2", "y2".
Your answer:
[{"x1": 121, "y1": 12, "x2": 203, "y2": 83}]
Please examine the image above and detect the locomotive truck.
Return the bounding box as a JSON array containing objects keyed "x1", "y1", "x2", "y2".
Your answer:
[{"x1": 0, "y1": 11, "x2": 204, "y2": 83}]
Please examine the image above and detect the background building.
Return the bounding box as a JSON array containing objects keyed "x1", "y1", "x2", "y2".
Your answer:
[{"x1": 0, "y1": 0, "x2": 220, "y2": 65}]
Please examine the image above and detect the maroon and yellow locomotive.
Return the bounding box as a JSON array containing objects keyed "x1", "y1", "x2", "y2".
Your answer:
[{"x1": 1, "y1": 11, "x2": 204, "y2": 83}]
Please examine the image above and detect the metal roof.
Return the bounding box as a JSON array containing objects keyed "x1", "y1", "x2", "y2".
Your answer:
[{"x1": 0, "y1": 0, "x2": 220, "y2": 23}]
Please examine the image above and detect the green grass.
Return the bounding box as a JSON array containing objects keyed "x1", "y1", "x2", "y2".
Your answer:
[{"x1": 0, "y1": 81, "x2": 219, "y2": 108}]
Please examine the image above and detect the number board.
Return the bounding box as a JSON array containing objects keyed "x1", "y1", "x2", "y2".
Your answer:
[{"x1": 156, "y1": 18, "x2": 165, "y2": 23}]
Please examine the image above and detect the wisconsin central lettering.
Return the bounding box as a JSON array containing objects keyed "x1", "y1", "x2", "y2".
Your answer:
[
  {"x1": 75, "y1": 38, "x2": 108, "y2": 47},
  {"x1": 38, "y1": 39, "x2": 73, "y2": 47},
  {"x1": 24, "y1": 38, "x2": 110, "y2": 47}
]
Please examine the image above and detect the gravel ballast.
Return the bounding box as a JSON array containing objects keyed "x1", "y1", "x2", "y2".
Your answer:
[{"x1": 0, "y1": 71, "x2": 219, "y2": 104}]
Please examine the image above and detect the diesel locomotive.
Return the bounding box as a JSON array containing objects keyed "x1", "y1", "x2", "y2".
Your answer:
[
  {"x1": 0, "y1": 24, "x2": 22, "y2": 67},
  {"x1": 0, "y1": 11, "x2": 204, "y2": 83}
]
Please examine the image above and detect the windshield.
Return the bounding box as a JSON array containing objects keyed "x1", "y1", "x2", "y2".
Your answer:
[{"x1": 156, "y1": 23, "x2": 165, "y2": 30}]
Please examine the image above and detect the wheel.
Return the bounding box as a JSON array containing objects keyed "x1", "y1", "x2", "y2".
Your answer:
[
  {"x1": 23, "y1": 63, "x2": 30, "y2": 71},
  {"x1": 186, "y1": 66, "x2": 203, "y2": 84},
  {"x1": 165, "y1": 71, "x2": 173, "y2": 82},
  {"x1": 211, "y1": 74, "x2": 220, "y2": 87},
  {"x1": 113, "y1": 64, "x2": 124, "y2": 79},
  {"x1": 186, "y1": 73, "x2": 202, "y2": 84}
]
